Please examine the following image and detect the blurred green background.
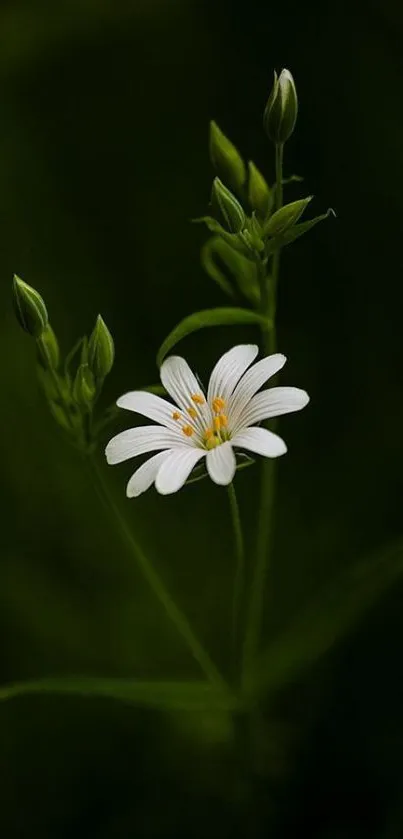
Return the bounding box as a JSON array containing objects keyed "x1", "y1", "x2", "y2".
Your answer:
[{"x1": 1, "y1": 0, "x2": 403, "y2": 836}]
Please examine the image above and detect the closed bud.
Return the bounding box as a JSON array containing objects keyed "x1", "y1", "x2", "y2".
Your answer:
[
  {"x1": 263, "y1": 69, "x2": 298, "y2": 145},
  {"x1": 12, "y1": 274, "x2": 48, "y2": 338},
  {"x1": 248, "y1": 161, "x2": 272, "y2": 218},
  {"x1": 73, "y1": 363, "x2": 96, "y2": 410},
  {"x1": 264, "y1": 197, "x2": 312, "y2": 237},
  {"x1": 209, "y1": 121, "x2": 246, "y2": 194},
  {"x1": 211, "y1": 177, "x2": 245, "y2": 234},
  {"x1": 36, "y1": 324, "x2": 60, "y2": 370},
  {"x1": 88, "y1": 314, "x2": 115, "y2": 380}
]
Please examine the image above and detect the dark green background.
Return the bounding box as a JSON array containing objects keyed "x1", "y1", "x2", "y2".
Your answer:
[{"x1": 1, "y1": 0, "x2": 403, "y2": 835}]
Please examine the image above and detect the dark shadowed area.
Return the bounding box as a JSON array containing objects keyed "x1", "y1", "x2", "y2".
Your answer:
[{"x1": 0, "y1": 0, "x2": 402, "y2": 836}]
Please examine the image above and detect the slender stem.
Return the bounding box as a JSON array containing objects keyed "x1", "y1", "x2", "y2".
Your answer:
[
  {"x1": 87, "y1": 454, "x2": 227, "y2": 692},
  {"x1": 242, "y1": 142, "x2": 284, "y2": 687},
  {"x1": 227, "y1": 482, "x2": 245, "y2": 676}
]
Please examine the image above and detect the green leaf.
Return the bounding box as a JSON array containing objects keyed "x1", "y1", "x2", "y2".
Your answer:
[
  {"x1": 157, "y1": 308, "x2": 270, "y2": 366},
  {"x1": 248, "y1": 538, "x2": 403, "y2": 701},
  {"x1": 281, "y1": 174, "x2": 304, "y2": 186},
  {"x1": 193, "y1": 217, "x2": 252, "y2": 258},
  {"x1": 0, "y1": 676, "x2": 239, "y2": 712},
  {"x1": 201, "y1": 236, "x2": 259, "y2": 304},
  {"x1": 201, "y1": 237, "x2": 235, "y2": 298},
  {"x1": 263, "y1": 196, "x2": 313, "y2": 237},
  {"x1": 279, "y1": 208, "x2": 335, "y2": 247},
  {"x1": 265, "y1": 209, "x2": 335, "y2": 257}
]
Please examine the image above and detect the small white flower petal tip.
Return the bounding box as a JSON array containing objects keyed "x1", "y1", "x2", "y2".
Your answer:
[{"x1": 105, "y1": 345, "x2": 309, "y2": 497}]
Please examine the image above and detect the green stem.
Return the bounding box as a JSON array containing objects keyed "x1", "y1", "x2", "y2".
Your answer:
[
  {"x1": 242, "y1": 142, "x2": 284, "y2": 687},
  {"x1": 87, "y1": 454, "x2": 227, "y2": 692},
  {"x1": 227, "y1": 482, "x2": 245, "y2": 677}
]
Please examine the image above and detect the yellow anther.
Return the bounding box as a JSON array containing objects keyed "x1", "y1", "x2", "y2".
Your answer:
[
  {"x1": 213, "y1": 416, "x2": 221, "y2": 432},
  {"x1": 204, "y1": 427, "x2": 214, "y2": 440},
  {"x1": 212, "y1": 396, "x2": 225, "y2": 413},
  {"x1": 191, "y1": 393, "x2": 205, "y2": 405},
  {"x1": 219, "y1": 414, "x2": 228, "y2": 428},
  {"x1": 182, "y1": 425, "x2": 194, "y2": 437},
  {"x1": 172, "y1": 411, "x2": 181, "y2": 421},
  {"x1": 206, "y1": 436, "x2": 219, "y2": 450},
  {"x1": 187, "y1": 406, "x2": 197, "y2": 419}
]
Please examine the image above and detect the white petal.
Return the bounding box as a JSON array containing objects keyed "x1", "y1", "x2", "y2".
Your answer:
[
  {"x1": 206, "y1": 441, "x2": 236, "y2": 486},
  {"x1": 160, "y1": 355, "x2": 211, "y2": 433},
  {"x1": 105, "y1": 426, "x2": 186, "y2": 465},
  {"x1": 232, "y1": 426, "x2": 287, "y2": 458},
  {"x1": 155, "y1": 447, "x2": 206, "y2": 495},
  {"x1": 126, "y1": 451, "x2": 172, "y2": 498},
  {"x1": 160, "y1": 356, "x2": 203, "y2": 408},
  {"x1": 117, "y1": 391, "x2": 183, "y2": 433},
  {"x1": 234, "y1": 386, "x2": 309, "y2": 431},
  {"x1": 228, "y1": 353, "x2": 287, "y2": 427},
  {"x1": 207, "y1": 344, "x2": 259, "y2": 405}
]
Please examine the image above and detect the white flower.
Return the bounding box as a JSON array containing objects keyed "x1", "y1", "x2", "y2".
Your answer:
[{"x1": 105, "y1": 345, "x2": 309, "y2": 497}]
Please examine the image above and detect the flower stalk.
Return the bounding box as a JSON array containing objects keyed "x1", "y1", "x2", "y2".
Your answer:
[
  {"x1": 242, "y1": 141, "x2": 284, "y2": 687},
  {"x1": 227, "y1": 482, "x2": 245, "y2": 679},
  {"x1": 88, "y1": 453, "x2": 227, "y2": 692}
]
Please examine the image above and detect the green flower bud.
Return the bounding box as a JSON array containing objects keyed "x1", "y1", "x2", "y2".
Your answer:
[
  {"x1": 211, "y1": 177, "x2": 245, "y2": 234},
  {"x1": 247, "y1": 161, "x2": 272, "y2": 218},
  {"x1": 88, "y1": 315, "x2": 115, "y2": 380},
  {"x1": 264, "y1": 197, "x2": 312, "y2": 237},
  {"x1": 263, "y1": 69, "x2": 298, "y2": 145},
  {"x1": 209, "y1": 121, "x2": 246, "y2": 195},
  {"x1": 12, "y1": 274, "x2": 48, "y2": 338},
  {"x1": 73, "y1": 363, "x2": 96, "y2": 410},
  {"x1": 36, "y1": 324, "x2": 60, "y2": 370}
]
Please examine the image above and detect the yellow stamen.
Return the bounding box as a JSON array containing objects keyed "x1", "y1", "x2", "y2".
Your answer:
[
  {"x1": 172, "y1": 411, "x2": 181, "y2": 421},
  {"x1": 187, "y1": 406, "x2": 197, "y2": 419},
  {"x1": 182, "y1": 425, "x2": 194, "y2": 437},
  {"x1": 213, "y1": 416, "x2": 221, "y2": 432},
  {"x1": 204, "y1": 427, "x2": 214, "y2": 440},
  {"x1": 212, "y1": 396, "x2": 225, "y2": 413},
  {"x1": 191, "y1": 393, "x2": 205, "y2": 405},
  {"x1": 219, "y1": 414, "x2": 228, "y2": 428},
  {"x1": 206, "y1": 436, "x2": 219, "y2": 450}
]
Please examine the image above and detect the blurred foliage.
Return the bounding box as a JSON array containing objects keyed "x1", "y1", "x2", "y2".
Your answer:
[{"x1": 0, "y1": 0, "x2": 403, "y2": 836}]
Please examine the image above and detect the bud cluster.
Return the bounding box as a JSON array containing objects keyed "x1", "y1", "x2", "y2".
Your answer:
[
  {"x1": 12, "y1": 275, "x2": 115, "y2": 453},
  {"x1": 198, "y1": 70, "x2": 332, "y2": 306}
]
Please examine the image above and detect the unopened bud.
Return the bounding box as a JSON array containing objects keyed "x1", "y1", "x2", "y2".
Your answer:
[
  {"x1": 12, "y1": 274, "x2": 48, "y2": 338},
  {"x1": 73, "y1": 363, "x2": 96, "y2": 410},
  {"x1": 248, "y1": 162, "x2": 272, "y2": 218},
  {"x1": 36, "y1": 324, "x2": 60, "y2": 370},
  {"x1": 263, "y1": 69, "x2": 298, "y2": 145},
  {"x1": 211, "y1": 177, "x2": 245, "y2": 233},
  {"x1": 264, "y1": 197, "x2": 312, "y2": 237},
  {"x1": 209, "y1": 121, "x2": 246, "y2": 194},
  {"x1": 88, "y1": 315, "x2": 115, "y2": 380}
]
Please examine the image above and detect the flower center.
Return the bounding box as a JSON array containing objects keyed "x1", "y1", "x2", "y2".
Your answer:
[
  {"x1": 204, "y1": 395, "x2": 230, "y2": 449},
  {"x1": 172, "y1": 393, "x2": 230, "y2": 447}
]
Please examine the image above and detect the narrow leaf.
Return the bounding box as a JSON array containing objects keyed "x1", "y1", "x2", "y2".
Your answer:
[
  {"x1": 265, "y1": 208, "x2": 335, "y2": 256},
  {"x1": 157, "y1": 308, "x2": 270, "y2": 366},
  {"x1": 201, "y1": 236, "x2": 259, "y2": 304},
  {"x1": 193, "y1": 217, "x2": 252, "y2": 257},
  {"x1": 201, "y1": 237, "x2": 236, "y2": 298},
  {"x1": 279, "y1": 207, "x2": 336, "y2": 246},
  {"x1": 249, "y1": 539, "x2": 403, "y2": 700},
  {"x1": 0, "y1": 676, "x2": 239, "y2": 711}
]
